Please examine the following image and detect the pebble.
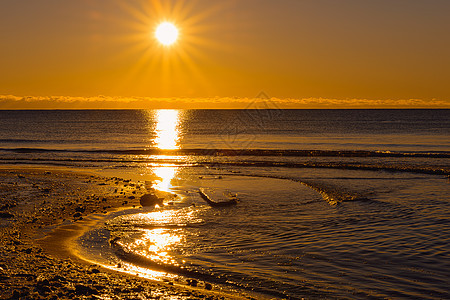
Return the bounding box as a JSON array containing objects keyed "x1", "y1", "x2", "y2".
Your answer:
[{"x1": 0, "y1": 212, "x2": 14, "y2": 219}]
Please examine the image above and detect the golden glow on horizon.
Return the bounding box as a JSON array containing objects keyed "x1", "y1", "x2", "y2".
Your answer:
[
  {"x1": 155, "y1": 22, "x2": 179, "y2": 46},
  {"x1": 154, "y1": 109, "x2": 180, "y2": 150},
  {"x1": 1, "y1": 1, "x2": 449, "y2": 106}
]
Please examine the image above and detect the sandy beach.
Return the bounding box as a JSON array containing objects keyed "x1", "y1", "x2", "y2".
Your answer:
[{"x1": 0, "y1": 166, "x2": 245, "y2": 300}]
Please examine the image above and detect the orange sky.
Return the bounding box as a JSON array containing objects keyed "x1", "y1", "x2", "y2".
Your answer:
[{"x1": 0, "y1": 0, "x2": 449, "y2": 109}]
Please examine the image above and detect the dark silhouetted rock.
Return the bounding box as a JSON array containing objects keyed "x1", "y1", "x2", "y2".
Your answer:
[
  {"x1": 140, "y1": 194, "x2": 164, "y2": 207},
  {"x1": 75, "y1": 206, "x2": 86, "y2": 213},
  {"x1": 75, "y1": 284, "x2": 99, "y2": 295}
]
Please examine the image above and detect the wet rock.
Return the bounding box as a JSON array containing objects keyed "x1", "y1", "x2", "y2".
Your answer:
[
  {"x1": 187, "y1": 279, "x2": 198, "y2": 287},
  {"x1": 73, "y1": 212, "x2": 82, "y2": 218},
  {"x1": 205, "y1": 283, "x2": 213, "y2": 290},
  {"x1": 140, "y1": 194, "x2": 164, "y2": 207}
]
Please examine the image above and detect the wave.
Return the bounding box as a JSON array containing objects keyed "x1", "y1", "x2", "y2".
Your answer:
[
  {"x1": 1, "y1": 156, "x2": 449, "y2": 176},
  {"x1": 0, "y1": 139, "x2": 43, "y2": 143},
  {"x1": 1, "y1": 147, "x2": 449, "y2": 158}
]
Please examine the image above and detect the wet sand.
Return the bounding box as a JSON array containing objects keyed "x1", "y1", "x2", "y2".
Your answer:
[{"x1": 0, "y1": 167, "x2": 247, "y2": 300}]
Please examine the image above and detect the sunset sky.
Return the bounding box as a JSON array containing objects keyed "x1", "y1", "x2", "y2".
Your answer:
[{"x1": 1, "y1": 0, "x2": 449, "y2": 109}]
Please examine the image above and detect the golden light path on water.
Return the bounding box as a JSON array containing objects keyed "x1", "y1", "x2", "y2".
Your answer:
[
  {"x1": 154, "y1": 109, "x2": 181, "y2": 150},
  {"x1": 123, "y1": 211, "x2": 192, "y2": 265},
  {"x1": 113, "y1": 209, "x2": 203, "y2": 281},
  {"x1": 152, "y1": 109, "x2": 182, "y2": 192},
  {"x1": 119, "y1": 109, "x2": 186, "y2": 279}
]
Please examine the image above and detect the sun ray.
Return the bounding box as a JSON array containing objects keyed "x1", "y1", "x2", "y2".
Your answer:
[{"x1": 105, "y1": 0, "x2": 244, "y2": 97}]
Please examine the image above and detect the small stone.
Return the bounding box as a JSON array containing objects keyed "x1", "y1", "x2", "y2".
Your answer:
[
  {"x1": 205, "y1": 283, "x2": 213, "y2": 290},
  {"x1": 131, "y1": 286, "x2": 144, "y2": 292},
  {"x1": 75, "y1": 206, "x2": 86, "y2": 213},
  {"x1": 75, "y1": 284, "x2": 98, "y2": 295},
  {"x1": 51, "y1": 275, "x2": 66, "y2": 282},
  {"x1": 0, "y1": 212, "x2": 14, "y2": 219},
  {"x1": 187, "y1": 279, "x2": 198, "y2": 287},
  {"x1": 73, "y1": 212, "x2": 82, "y2": 218},
  {"x1": 11, "y1": 290, "x2": 21, "y2": 299}
]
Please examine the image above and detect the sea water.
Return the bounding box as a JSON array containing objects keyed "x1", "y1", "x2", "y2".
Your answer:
[{"x1": 1, "y1": 109, "x2": 449, "y2": 299}]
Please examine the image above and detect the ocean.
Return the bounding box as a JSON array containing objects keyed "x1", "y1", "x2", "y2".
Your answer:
[{"x1": 1, "y1": 109, "x2": 449, "y2": 299}]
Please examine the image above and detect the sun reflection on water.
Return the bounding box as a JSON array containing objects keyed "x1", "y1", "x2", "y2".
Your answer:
[
  {"x1": 148, "y1": 109, "x2": 183, "y2": 193},
  {"x1": 132, "y1": 228, "x2": 182, "y2": 265},
  {"x1": 153, "y1": 165, "x2": 178, "y2": 192},
  {"x1": 122, "y1": 209, "x2": 200, "y2": 268},
  {"x1": 154, "y1": 109, "x2": 180, "y2": 150}
]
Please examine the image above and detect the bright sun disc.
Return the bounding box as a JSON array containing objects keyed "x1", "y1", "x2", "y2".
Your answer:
[{"x1": 155, "y1": 22, "x2": 179, "y2": 46}]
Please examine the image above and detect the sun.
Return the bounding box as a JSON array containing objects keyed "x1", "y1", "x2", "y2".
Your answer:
[{"x1": 155, "y1": 22, "x2": 179, "y2": 46}]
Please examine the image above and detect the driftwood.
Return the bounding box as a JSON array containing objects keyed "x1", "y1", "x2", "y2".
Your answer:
[{"x1": 198, "y1": 188, "x2": 238, "y2": 207}]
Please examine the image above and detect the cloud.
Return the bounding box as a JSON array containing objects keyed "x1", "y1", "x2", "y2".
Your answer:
[{"x1": 0, "y1": 95, "x2": 448, "y2": 109}]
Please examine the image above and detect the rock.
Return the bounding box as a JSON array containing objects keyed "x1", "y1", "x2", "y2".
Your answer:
[
  {"x1": 0, "y1": 212, "x2": 14, "y2": 219},
  {"x1": 187, "y1": 279, "x2": 198, "y2": 287},
  {"x1": 131, "y1": 286, "x2": 144, "y2": 292},
  {"x1": 75, "y1": 206, "x2": 86, "y2": 213},
  {"x1": 140, "y1": 194, "x2": 164, "y2": 207},
  {"x1": 11, "y1": 290, "x2": 21, "y2": 299},
  {"x1": 75, "y1": 284, "x2": 99, "y2": 295},
  {"x1": 50, "y1": 275, "x2": 66, "y2": 282},
  {"x1": 73, "y1": 212, "x2": 82, "y2": 218},
  {"x1": 205, "y1": 282, "x2": 212, "y2": 290}
]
